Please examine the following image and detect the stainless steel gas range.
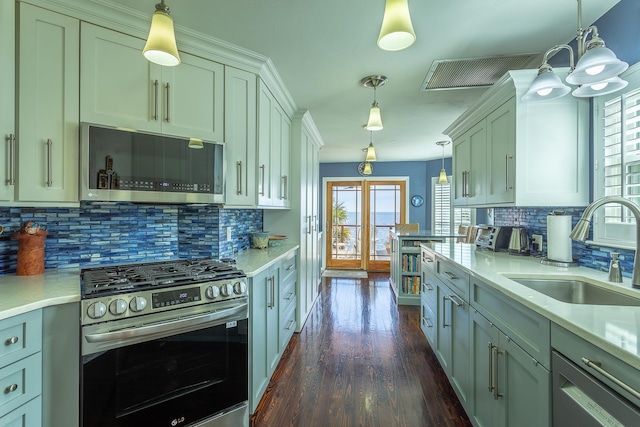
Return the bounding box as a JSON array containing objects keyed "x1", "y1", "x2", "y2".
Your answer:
[{"x1": 79, "y1": 258, "x2": 249, "y2": 427}]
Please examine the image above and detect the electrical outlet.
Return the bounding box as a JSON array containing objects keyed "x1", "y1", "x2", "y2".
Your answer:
[
  {"x1": 532, "y1": 234, "x2": 543, "y2": 252},
  {"x1": 226, "y1": 227, "x2": 232, "y2": 241}
]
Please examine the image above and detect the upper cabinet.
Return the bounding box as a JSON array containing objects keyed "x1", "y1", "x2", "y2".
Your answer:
[
  {"x1": 16, "y1": 3, "x2": 79, "y2": 204},
  {"x1": 257, "y1": 81, "x2": 291, "y2": 208},
  {"x1": 0, "y1": 0, "x2": 15, "y2": 202},
  {"x1": 224, "y1": 67, "x2": 257, "y2": 207},
  {"x1": 445, "y1": 69, "x2": 589, "y2": 208},
  {"x1": 80, "y1": 23, "x2": 224, "y2": 142}
]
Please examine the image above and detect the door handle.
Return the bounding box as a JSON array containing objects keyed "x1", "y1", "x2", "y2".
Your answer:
[
  {"x1": 46, "y1": 139, "x2": 53, "y2": 187},
  {"x1": 152, "y1": 80, "x2": 159, "y2": 121},
  {"x1": 488, "y1": 342, "x2": 494, "y2": 392},
  {"x1": 259, "y1": 165, "x2": 265, "y2": 196},
  {"x1": 236, "y1": 161, "x2": 242, "y2": 195},
  {"x1": 505, "y1": 155, "x2": 513, "y2": 192},
  {"x1": 493, "y1": 346, "x2": 503, "y2": 400},
  {"x1": 7, "y1": 134, "x2": 15, "y2": 185},
  {"x1": 164, "y1": 82, "x2": 171, "y2": 122}
]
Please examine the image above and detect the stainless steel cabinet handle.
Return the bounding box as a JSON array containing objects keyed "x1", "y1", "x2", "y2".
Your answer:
[
  {"x1": 423, "y1": 316, "x2": 433, "y2": 328},
  {"x1": 443, "y1": 271, "x2": 458, "y2": 281},
  {"x1": 46, "y1": 139, "x2": 53, "y2": 187},
  {"x1": 5, "y1": 384, "x2": 18, "y2": 394},
  {"x1": 236, "y1": 161, "x2": 242, "y2": 195},
  {"x1": 259, "y1": 165, "x2": 265, "y2": 196},
  {"x1": 423, "y1": 282, "x2": 433, "y2": 292},
  {"x1": 582, "y1": 357, "x2": 640, "y2": 400},
  {"x1": 286, "y1": 319, "x2": 295, "y2": 330},
  {"x1": 152, "y1": 80, "x2": 159, "y2": 120},
  {"x1": 281, "y1": 175, "x2": 288, "y2": 200},
  {"x1": 286, "y1": 264, "x2": 295, "y2": 271},
  {"x1": 505, "y1": 155, "x2": 513, "y2": 191},
  {"x1": 462, "y1": 171, "x2": 468, "y2": 197},
  {"x1": 312, "y1": 215, "x2": 317, "y2": 232},
  {"x1": 268, "y1": 275, "x2": 276, "y2": 309},
  {"x1": 7, "y1": 134, "x2": 15, "y2": 185},
  {"x1": 493, "y1": 346, "x2": 503, "y2": 400},
  {"x1": 285, "y1": 291, "x2": 294, "y2": 300},
  {"x1": 5, "y1": 336, "x2": 19, "y2": 345},
  {"x1": 488, "y1": 342, "x2": 494, "y2": 392},
  {"x1": 447, "y1": 294, "x2": 464, "y2": 307},
  {"x1": 442, "y1": 296, "x2": 449, "y2": 328},
  {"x1": 307, "y1": 216, "x2": 312, "y2": 235},
  {"x1": 164, "y1": 82, "x2": 170, "y2": 122}
]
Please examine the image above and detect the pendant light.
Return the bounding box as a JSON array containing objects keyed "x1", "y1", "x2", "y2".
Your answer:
[
  {"x1": 143, "y1": 0, "x2": 181, "y2": 67},
  {"x1": 361, "y1": 75, "x2": 388, "y2": 131},
  {"x1": 377, "y1": 0, "x2": 416, "y2": 51},
  {"x1": 436, "y1": 140, "x2": 450, "y2": 184},
  {"x1": 363, "y1": 162, "x2": 373, "y2": 175},
  {"x1": 522, "y1": 0, "x2": 627, "y2": 102},
  {"x1": 365, "y1": 132, "x2": 377, "y2": 162}
]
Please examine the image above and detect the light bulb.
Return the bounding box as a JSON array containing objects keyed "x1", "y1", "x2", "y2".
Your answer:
[
  {"x1": 585, "y1": 64, "x2": 606, "y2": 76},
  {"x1": 590, "y1": 81, "x2": 609, "y2": 91},
  {"x1": 536, "y1": 88, "x2": 553, "y2": 97}
]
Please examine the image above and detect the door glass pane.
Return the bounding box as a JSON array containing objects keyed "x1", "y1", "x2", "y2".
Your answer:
[
  {"x1": 369, "y1": 184, "x2": 401, "y2": 262},
  {"x1": 330, "y1": 184, "x2": 362, "y2": 262}
]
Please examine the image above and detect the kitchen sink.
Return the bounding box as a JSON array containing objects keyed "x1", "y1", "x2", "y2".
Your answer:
[{"x1": 509, "y1": 278, "x2": 640, "y2": 306}]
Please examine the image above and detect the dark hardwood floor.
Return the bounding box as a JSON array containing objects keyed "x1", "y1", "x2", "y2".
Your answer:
[{"x1": 251, "y1": 272, "x2": 472, "y2": 427}]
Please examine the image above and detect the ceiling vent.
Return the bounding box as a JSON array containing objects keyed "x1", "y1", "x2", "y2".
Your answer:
[{"x1": 421, "y1": 54, "x2": 540, "y2": 91}]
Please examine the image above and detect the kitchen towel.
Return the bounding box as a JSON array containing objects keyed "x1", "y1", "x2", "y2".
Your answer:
[{"x1": 547, "y1": 214, "x2": 573, "y2": 262}]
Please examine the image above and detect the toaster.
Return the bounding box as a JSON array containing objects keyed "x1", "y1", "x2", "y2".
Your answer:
[{"x1": 475, "y1": 226, "x2": 513, "y2": 251}]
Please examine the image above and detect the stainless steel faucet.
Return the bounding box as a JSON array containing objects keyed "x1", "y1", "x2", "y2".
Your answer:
[{"x1": 569, "y1": 196, "x2": 640, "y2": 289}]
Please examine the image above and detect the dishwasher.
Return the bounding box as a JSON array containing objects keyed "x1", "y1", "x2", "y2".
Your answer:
[{"x1": 552, "y1": 351, "x2": 640, "y2": 426}]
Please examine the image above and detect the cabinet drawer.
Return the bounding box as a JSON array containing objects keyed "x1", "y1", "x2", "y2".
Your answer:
[
  {"x1": 552, "y1": 324, "x2": 640, "y2": 407},
  {"x1": 420, "y1": 298, "x2": 436, "y2": 345},
  {"x1": 0, "y1": 395, "x2": 41, "y2": 427},
  {"x1": 279, "y1": 278, "x2": 296, "y2": 317},
  {"x1": 471, "y1": 278, "x2": 550, "y2": 369},
  {"x1": 436, "y1": 258, "x2": 469, "y2": 301},
  {"x1": 0, "y1": 311, "x2": 42, "y2": 368},
  {"x1": 280, "y1": 252, "x2": 297, "y2": 284},
  {"x1": 279, "y1": 302, "x2": 296, "y2": 351},
  {"x1": 420, "y1": 247, "x2": 436, "y2": 273},
  {"x1": 0, "y1": 352, "x2": 42, "y2": 418},
  {"x1": 421, "y1": 269, "x2": 442, "y2": 306}
]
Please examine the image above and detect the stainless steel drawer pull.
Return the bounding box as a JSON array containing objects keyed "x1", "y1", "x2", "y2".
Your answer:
[
  {"x1": 7, "y1": 134, "x2": 15, "y2": 185},
  {"x1": 285, "y1": 292, "x2": 294, "y2": 301},
  {"x1": 5, "y1": 336, "x2": 19, "y2": 345},
  {"x1": 423, "y1": 283, "x2": 433, "y2": 291},
  {"x1": 4, "y1": 384, "x2": 18, "y2": 394},
  {"x1": 286, "y1": 319, "x2": 295, "y2": 330},
  {"x1": 443, "y1": 271, "x2": 458, "y2": 280},
  {"x1": 46, "y1": 139, "x2": 53, "y2": 187},
  {"x1": 447, "y1": 294, "x2": 464, "y2": 307},
  {"x1": 236, "y1": 161, "x2": 243, "y2": 195},
  {"x1": 582, "y1": 357, "x2": 640, "y2": 400},
  {"x1": 286, "y1": 264, "x2": 295, "y2": 271}
]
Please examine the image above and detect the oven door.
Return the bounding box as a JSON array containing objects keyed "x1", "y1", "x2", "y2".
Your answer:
[{"x1": 81, "y1": 302, "x2": 248, "y2": 427}]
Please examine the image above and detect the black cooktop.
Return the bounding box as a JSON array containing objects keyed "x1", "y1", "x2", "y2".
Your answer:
[{"x1": 80, "y1": 257, "x2": 245, "y2": 298}]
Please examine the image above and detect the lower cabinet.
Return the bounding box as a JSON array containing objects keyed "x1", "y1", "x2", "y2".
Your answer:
[
  {"x1": 0, "y1": 395, "x2": 42, "y2": 427},
  {"x1": 470, "y1": 309, "x2": 551, "y2": 427},
  {"x1": 249, "y1": 250, "x2": 298, "y2": 414}
]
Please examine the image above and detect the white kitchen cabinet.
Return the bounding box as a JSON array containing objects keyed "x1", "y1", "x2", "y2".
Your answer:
[
  {"x1": 224, "y1": 67, "x2": 257, "y2": 207},
  {"x1": 470, "y1": 309, "x2": 551, "y2": 427},
  {"x1": 80, "y1": 23, "x2": 224, "y2": 142},
  {"x1": 257, "y1": 81, "x2": 291, "y2": 208},
  {"x1": 264, "y1": 110, "x2": 324, "y2": 331},
  {"x1": 16, "y1": 3, "x2": 79, "y2": 204},
  {"x1": 446, "y1": 69, "x2": 589, "y2": 207},
  {"x1": 0, "y1": 0, "x2": 14, "y2": 202}
]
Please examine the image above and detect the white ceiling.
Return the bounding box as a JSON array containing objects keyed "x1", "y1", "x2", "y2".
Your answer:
[{"x1": 110, "y1": 0, "x2": 619, "y2": 163}]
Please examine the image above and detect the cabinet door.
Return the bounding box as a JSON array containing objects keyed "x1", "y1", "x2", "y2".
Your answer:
[
  {"x1": 467, "y1": 121, "x2": 487, "y2": 205},
  {"x1": 249, "y1": 268, "x2": 270, "y2": 412},
  {"x1": 266, "y1": 265, "x2": 281, "y2": 373},
  {"x1": 269, "y1": 103, "x2": 283, "y2": 207},
  {"x1": 279, "y1": 113, "x2": 291, "y2": 207},
  {"x1": 486, "y1": 98, "x2": 516, "y2": 204},
  {"x1": 452, "y1": 134, "x2": 470, "y2": 206},
  {"x1": 470, "y1": 309, "x2": 500, "y2": 427},
  {"x1": 17, "y1": 4, "x2": 79, "y2": 203},
  {"x1": 162, "y1": 53, "x2": 224, "y2": 141},
  {"x1": 449, "y1": 291, "x2": 471, "y2": 411},
  {"x1": 0, "y1": 0, "x2": 14, "y2": 201},
  {"x1": 224, "y1": 67, "x2": 257, "y2": 207},
  {"x1": 80, "y1": 23, "x2": 161, "y2": 133},
  {"x1": 499, "y1": 333, "x2": 551, "y2": 427},
  {"x1": 257, "y1": 83, "x2": 274, "y2": 205},
  {"x1": 435, "y1": 284, "x2": 452, "y2": 372}
]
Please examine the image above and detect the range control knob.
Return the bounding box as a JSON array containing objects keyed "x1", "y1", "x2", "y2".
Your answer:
[
  {"x1": 87, "y1": 301, "x2": 107, "y2": 319},
  {"x1": 233, "y1": 281, "x2": 247, "y2": 295},
  {"x1": 129, "y1": 296, "x2": 147, "y2": 312},
  {"x1": 220, "y1": 283, "x2": 234, "y2": 297},
  {"x1": 109, "y1": 299, "x2": 128, "y2": 315},
  {"x1": 205, "y1": 285, "x2": 220, "y2": 299}
]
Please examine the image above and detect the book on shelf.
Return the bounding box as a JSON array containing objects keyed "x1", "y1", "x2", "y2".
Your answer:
[
  {"x1": 401, "y1": 254, "x2": 419, "y2": 272},
  {"x1": 401, "y1": 275, "x2": 421, "y2": 295}
]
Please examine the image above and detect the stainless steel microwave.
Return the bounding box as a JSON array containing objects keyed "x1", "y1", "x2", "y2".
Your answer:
[{"x1": 80, "y1": 123, "x2": 225, "y2": 204}]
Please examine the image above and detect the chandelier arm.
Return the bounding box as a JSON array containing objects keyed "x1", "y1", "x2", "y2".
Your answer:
[{"x1": 542, "y1": 44, "x2": 575, "y2": 72}]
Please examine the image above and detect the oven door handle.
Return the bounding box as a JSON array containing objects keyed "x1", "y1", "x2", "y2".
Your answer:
[{"x1": 84, "y1": 303, "x2": 247, "y2": 344}]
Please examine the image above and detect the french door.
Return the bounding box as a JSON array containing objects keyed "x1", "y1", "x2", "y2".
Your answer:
[{"x1": 326, "y1": 179, "x2": 407, "y2": 271}]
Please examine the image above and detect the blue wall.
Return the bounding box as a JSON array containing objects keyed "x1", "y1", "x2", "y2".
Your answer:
[{"x1": 319, "y1": 159, "x2": 450, "y2": 231}]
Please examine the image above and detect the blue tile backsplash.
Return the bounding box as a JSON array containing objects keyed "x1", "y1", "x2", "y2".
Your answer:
[
  {"x1": 0, "y1": 202, "x2": 262, "y2": 274},
  {"x1": 494, "y1": 207, "x2": 636, "y2": 278}
]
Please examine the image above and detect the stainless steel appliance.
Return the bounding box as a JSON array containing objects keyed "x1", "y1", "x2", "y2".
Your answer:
[
  {"x1": 508, "y1": 227, "x2": 530, "y2": 255},
  {"x1": 80, "y1": 123, "x2": 226, "y2": 204},
  {"x1": 474, "y1": 225, "x2": 513, "y2": 251},
  {"x1": 80, "y1": 258, "x2": 248, "y2": 427},
  {"x1": 553, "y1": 351, "x2": 640, "y2": 426}
]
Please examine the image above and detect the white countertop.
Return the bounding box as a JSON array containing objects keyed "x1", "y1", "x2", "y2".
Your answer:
[
  {"x1": 426, "y1": 241, "x2": 640, "y2": 370},
  {"x1": 0, "y1": 245, "x2": 300, "y2": 321}
]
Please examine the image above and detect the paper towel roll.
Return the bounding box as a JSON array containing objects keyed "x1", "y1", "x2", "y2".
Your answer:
[{"x1": 547, "y1": 214, "x2": 573, "y2": 262}]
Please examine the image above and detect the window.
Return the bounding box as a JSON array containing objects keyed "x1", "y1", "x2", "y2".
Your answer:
[
  {"x1": 594, "y1": 63, "x2": 640, "y2": 249},
  {"x1": 432, "y1": 177, "x2": 473, "y2": 234}
]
